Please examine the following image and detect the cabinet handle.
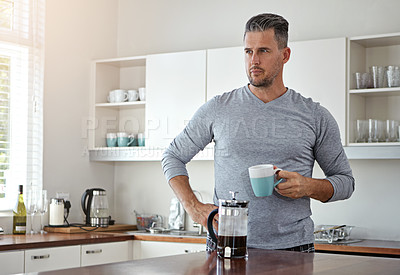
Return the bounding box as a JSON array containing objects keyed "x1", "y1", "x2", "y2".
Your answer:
[
  {"x1": 184, "y1": 250, "x2": 204, "y2": 254},
  {"x1": 86, "y1": 249, "x2": 103, "y2": 254},
  {"x1": 32, "y1": 254, "x2": 50, "y2": 260}
]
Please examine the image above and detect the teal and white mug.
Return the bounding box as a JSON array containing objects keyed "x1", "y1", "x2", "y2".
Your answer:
[
  {"x1": 248, "y1": 164, "x2": 283, "y2": 197},
  {"x1": 117, "y1": 132, "x2": 134, "y2": 147},
  {"x1": 106, "y1": 133, "x2": 117, "y2": 147}
]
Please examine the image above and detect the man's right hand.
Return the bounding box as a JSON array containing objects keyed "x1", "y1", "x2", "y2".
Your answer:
[
  {"x1": 168, "y1": 175, "x2": 218, "y2": 233},
  {"x1": 186, "y1": 201, "x2": 218, "y2": 231}
]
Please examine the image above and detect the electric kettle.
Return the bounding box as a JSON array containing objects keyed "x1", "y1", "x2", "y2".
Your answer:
[
  {"x1": 81, "y1": 188, "x2": 110, "y2": 227},
  {"x1": 207, "y1": 191, "x2": 249, "y2": 258}
]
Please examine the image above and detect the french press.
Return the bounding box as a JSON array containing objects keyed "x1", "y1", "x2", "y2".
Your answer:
[{"x1": 207, "y1": 191, "x2": 249, "y2": 258}]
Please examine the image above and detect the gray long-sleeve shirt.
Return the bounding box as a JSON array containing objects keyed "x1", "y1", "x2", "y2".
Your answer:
[{"x1": 162, "y1": 86, "x2": 355, "y2": 249}]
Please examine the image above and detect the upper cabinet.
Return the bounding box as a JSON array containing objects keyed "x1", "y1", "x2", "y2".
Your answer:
[
  {"x1": 206, "y1": 46, "x2": 248, "y2": 100},
  {"x1": 89, "y1": 56, "x2": 146, "y2": 150},
  {"x1": 89, "y1": 33, "x2": 400, "y2": 161},
  {"x1": 347, "y1": 33, "x2": 400, "y2": 153},
  {"x1": 284, "y1": 38, "x2": 347, "y2": 145},
  {"x1": 145, "y1": 50, "x2": 207, "y2": 149}
]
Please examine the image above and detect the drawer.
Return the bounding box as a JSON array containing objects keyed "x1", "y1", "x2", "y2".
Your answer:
[
  {"x1": 133, "y1": 240, "x2": 206, "y2": 260},
  {"x1": 25, "y1": 245, "x2": 80, "y2": 273},
  {"x1": 0, "y1": 250, "x2": 24, "y2": 275},
  {"x1": 81, "y1": 241, "x2": 132, "y2": 267}
]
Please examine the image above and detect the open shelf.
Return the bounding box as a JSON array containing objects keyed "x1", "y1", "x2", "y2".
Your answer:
[{"x1": 95, "y1": 101, "x2": 146, "y2": 108}]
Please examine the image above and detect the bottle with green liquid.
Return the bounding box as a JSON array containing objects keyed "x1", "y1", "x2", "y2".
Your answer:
[{"x1": 13, "y1": 185, "x2": 27, "y2": 234}]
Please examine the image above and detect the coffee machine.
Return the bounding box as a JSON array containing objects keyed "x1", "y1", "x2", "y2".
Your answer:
[{"x1": 81, "y1": 188, "x2": 110, "y2": 227}]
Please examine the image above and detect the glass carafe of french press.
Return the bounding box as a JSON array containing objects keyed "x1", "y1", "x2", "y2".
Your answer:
[{"x1": 207, "y1": 191, "x2": 249, "y2": 258}]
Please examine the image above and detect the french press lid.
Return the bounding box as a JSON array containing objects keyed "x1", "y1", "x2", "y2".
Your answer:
[{"x1": 219, "y1": 191, "x2": 249, "y2": 208}]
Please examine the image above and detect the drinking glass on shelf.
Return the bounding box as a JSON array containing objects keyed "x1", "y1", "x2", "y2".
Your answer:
[
  {"x1": 39, "y1": 190, "x2": 48, "y2": 234},
  {"x1": 355, "y1": 120, "x2": 368, "y2": 143},
  {"x1": 368, "y1": 119, "x2": 384, "y2": 143},
  {"x1": 26, "y1": 188, "x2": 41, "y2": 234},
  {"x1": 386, "y1": 120, "x2": 399, "y2": 142}
]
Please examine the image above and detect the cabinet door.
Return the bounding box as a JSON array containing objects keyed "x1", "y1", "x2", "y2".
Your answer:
[
  {"x1": 206, "y1": 46, "x2": 248, "y2": 101},
  {"x1": 133, "y1": 240, "x2": 205, "y2": 260},
  {"x1": 284, "y1": 37, "x2": 347, "y2": 145},
  {"x1": 0, "y1": 250, "x2": 24, "y2": 275},
  {"x1": 81, "y1": 241, "x2": 132, "y2": 267},
  {"x1": 145, "y1": 50, "x2": 206, "y2": 148},
  {"x1": 25, "y1": 245, "x2": 80, "y2": 273}
]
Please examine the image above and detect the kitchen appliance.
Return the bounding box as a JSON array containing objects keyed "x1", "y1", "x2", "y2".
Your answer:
[
  {"x1": 207, "y1": 191, "x2": 249, "y2": 258},
  {"x1": 49, "y1": 198, "x2": 65, "y2": 227},
  {"x1": 81, "y1": 188, "x2": 110, "y2": 227}
]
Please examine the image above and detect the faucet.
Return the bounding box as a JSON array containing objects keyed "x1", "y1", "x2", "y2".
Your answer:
[{"x1": 193, "y1": 221, "x2": 203, "y2": 235}]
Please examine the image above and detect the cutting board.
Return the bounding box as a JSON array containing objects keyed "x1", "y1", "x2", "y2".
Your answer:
[{"x1": 44, "y1": 224, "x2": 137, "y2": 234}]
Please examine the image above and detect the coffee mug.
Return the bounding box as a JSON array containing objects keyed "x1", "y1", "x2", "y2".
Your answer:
[
  {"x1": 127, "y1": 90, "x2": 139, "y2": 102},
  {"x1": 106, "y1": 133, "x2": 117, "y2": 147},
  {"x1": 117, "y1": 132, "x2": 134, "y2": 147},
  {"x1": 138, "y1": 87, "x2": 146, "y2": 101},
  {"x1": 113, "y1": 89, "x2": 128, "y2": 103},
  {"x1": 107, "y1": 91, "x2": 116, "y2": 103},
  {"x1": 248, "y1": 164, "x2": 283, "y2": 197},
  {"x1": 137, "y1": 133, "x2": 145, "y2": 147}
]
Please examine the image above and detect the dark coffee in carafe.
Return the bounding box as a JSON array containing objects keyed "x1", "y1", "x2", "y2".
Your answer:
[{"x1": 217, "y1": 235, "x2": 247, "y2": 258}]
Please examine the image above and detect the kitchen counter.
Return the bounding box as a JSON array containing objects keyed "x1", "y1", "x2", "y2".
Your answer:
[
  {"x1": 31, "y1": 249, "x2": 400, "y2": 275},
  {"x1": 315, "y1": 239, "x2": 400, "y2": 257},
  {"x1": 1, "y1": 231, "x2": 400, "y2": 258},
  {"x1": 0, "y1": 232, "x2": 133, "y2": 251}
]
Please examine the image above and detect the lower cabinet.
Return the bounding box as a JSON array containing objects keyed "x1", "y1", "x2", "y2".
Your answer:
[
  {"x1": 1, "y1": 240, "x2": 133, "y2": 274},
  {"x1": 25, "y1": 245, "x2": 81, "y2": 273},
  {"x1": 81, "y1": 241, "x2": 132, "y2": 267},
  {"x1": 133, "y1": 240, "x2": 206, "y2": 260},
  {"x1": 0, "y1": 250, "x2": 24, "y2": 275}
]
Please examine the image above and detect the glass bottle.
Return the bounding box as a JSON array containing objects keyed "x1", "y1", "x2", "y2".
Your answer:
[{"x1": 13, "y1": 185, "x2": 27, "y2": 234}]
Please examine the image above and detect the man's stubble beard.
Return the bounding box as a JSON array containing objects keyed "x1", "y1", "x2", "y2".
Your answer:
[{"x1": 247, "y1": 62, "x2": 281, "y2": 88}]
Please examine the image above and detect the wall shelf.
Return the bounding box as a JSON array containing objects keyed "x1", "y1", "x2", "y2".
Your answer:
[
  {"x1": 344, "y1": 145, "x2": 400, "y2": 159},
  {"x1": 89, "y1": 147, "x2": 214, "y2": 161}
]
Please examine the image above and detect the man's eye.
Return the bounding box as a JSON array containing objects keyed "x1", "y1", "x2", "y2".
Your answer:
[{"x1": 245, "y1": 50, "x2": 253, "y2": 54}]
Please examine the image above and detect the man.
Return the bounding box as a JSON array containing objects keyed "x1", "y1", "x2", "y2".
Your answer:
[{"x1": 162, "y1": 13, "x2": 354, "y2": 252}]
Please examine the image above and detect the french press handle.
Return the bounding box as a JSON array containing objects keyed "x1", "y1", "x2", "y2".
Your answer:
[{"x1": 207, "y1": 208, "x2": 219, "y2": 244}]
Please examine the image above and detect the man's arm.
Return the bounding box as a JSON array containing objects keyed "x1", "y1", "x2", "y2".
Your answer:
[{"x1": 168, "y1": 175, "x2": 217, "y2": 228}]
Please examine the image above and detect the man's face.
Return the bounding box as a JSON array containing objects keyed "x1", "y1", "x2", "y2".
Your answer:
[{"x1": 244, "y1": 29, "x2": 289, "y2": 88}]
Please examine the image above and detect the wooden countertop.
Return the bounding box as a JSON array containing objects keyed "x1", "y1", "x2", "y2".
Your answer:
[
  {"x1": 33, "y1": 249, "x2": 400, "y2": 275},
  {"x1": 1, "y1": 231, "x2": 400, "y2": 257},
  {"x1": 0, "y1": 232, "x2": 133, "y2": 251},
  {"x1": 315, "y1": 239, "x2": 400, "y2": 256}
]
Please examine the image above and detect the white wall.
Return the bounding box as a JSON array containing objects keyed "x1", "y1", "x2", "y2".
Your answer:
[
  {"x1": 43, "y1": 0, "x2": 118, "y2": 223},
  {"x1": 114, "y1": 0, "x2": 400, "y2": 240}
]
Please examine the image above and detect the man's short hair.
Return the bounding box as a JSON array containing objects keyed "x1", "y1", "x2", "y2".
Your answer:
[{"x1": 244, "y1": 13, "x2": 289, "y2": 49}]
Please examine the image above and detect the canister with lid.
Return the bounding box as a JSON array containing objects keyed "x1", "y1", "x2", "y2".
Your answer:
[{"x1": 49, "y1": 198, "x2": 64, "y2": 227}]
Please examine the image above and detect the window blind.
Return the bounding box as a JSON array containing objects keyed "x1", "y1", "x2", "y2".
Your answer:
[{"x1": 0, "y1": 0, "x2": 44, "y2": 209}]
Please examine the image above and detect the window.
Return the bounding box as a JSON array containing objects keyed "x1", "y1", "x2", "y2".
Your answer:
[{"x1": 0, "y1": 0, "x2": 44, "y2": 210}]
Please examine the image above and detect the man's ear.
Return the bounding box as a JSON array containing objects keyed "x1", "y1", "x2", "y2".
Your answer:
[{"x1": 282, "y1": 47, "x2": 291, "y2": 64}]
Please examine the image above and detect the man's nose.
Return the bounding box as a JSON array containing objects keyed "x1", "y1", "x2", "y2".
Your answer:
[{"x1": 251, "y1": 53, "x2": 260, "y2": 65}]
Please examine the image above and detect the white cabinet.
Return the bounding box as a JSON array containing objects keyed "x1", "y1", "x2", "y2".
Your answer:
[
  {"x1": 145, "y1": 50, "x2": 207, "y2": 149},
  {"x1": 284, "y1": 37, "x2": 347, "y2": 145},
  {"x1": 347, "y1": 33, "x2": 400, "y2": 150},
  {"x1": 89, "y1": 56, "x2": 146, "y2": 149},
  {"x1": 24, "y1": 245, "x2": 80, "y2": 273},
  {"x1": 0, "y1": 250, "x2": 24, "y2": 275},
  {"x1": 206, "y1": 46, "x2": 248, "y2": 100},
  {"x1": 81, "y1": 241, "x2": 132, "y2": 267},
  {"x1": 133, "y1": 240, "x2": 205, "y2": 260}
]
